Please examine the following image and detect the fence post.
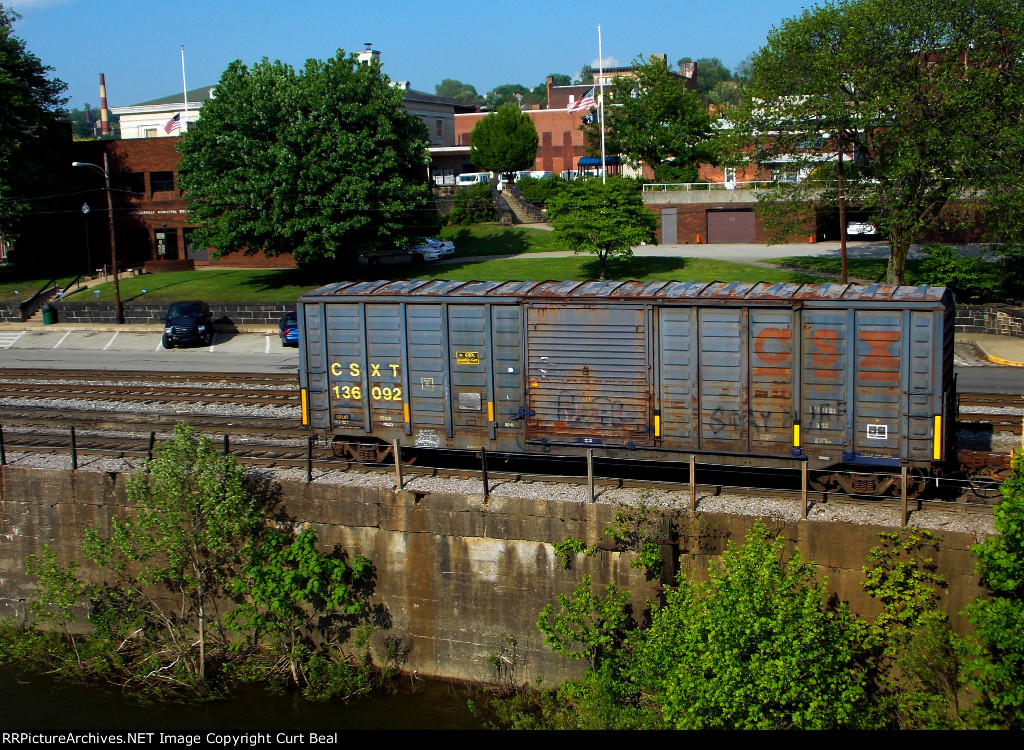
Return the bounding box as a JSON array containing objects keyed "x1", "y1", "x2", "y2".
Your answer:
[
  {"x1": 587, "y1": 449, "x2": 594, "y2": 502},
  {"x1": 70, "y1": 425, "x2": 77, "y2": 471},
  {"x1": 393, "y1": 439, "x2": 403, "y2": 490},
  {"x1": 689, "y1": 455, "x2": 697, "y2": 511},
  {"x1": 480, "y1": 446, "x2": 489, "y2": 502},
  {"x1": 901, "y1": 467, "x2": 909, "y2": 526},
  {"x1": 802, "y1": 461, "x2": 808, "y2": 518},
  {"x1": 147, "y1": 431, "x2": 155, "y2": 462},
  {"x1": 306, "y1": 435, "x2": 314, "y2": 483},
  {"x1": 223, "y1": 434, "x2": 230, "y2": 455}
]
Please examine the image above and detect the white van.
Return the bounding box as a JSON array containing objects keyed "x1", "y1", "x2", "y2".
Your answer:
[{"x1": 456, "y1": 172, "x2": 490, "y2": 187}]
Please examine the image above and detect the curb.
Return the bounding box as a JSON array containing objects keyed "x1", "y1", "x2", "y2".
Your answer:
[{"x1": 971, "y1": 340, "x2": 1024, "y2": 368}]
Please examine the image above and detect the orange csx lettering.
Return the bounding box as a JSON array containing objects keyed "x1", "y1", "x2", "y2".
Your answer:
[
  {"x1": 753, "y1": 327, "x2": 790, "y2": 377},
  {"x1": 858, "y1": 330, "x2": 900, "y2": 383},
  {"x1": 810, "y1": 329, "x2": 841, "y2": 380}
]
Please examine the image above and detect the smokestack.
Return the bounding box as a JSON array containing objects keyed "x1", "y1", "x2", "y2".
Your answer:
[{"x1": 99, "y1": 73, "x2": 110, "y2": 136}]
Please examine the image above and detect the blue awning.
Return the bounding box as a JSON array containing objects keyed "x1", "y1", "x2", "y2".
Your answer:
[{"x1": 577, "y1": 156, "x2": 620, "y2": 166}]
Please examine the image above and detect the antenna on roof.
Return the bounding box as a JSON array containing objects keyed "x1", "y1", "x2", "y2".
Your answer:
[{"x1": 364, "y1": 42, "x2": 373, "y2": 50}]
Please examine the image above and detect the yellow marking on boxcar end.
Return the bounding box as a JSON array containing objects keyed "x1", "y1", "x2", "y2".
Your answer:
[
  {"x1": 933, "y1": 415, "x2": 942, "y2": 460},
  {"x1": 488, "y1": 402, "x2": 494, "y2": 422},
  {"x1": 300, "y1": 389, "x2": 309, "y2": 426},
  {"x1": 793, "y1": 424, "x2": 801, "y2": 447},
  {"x1": 404, "y1": 403, "x2": 410, "y2": 423},
  {"x1": 654, "y1": 415, "x2": 661, "y2": 437}
]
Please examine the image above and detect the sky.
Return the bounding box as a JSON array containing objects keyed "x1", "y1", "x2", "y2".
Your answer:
[{"x1": 7, "y1": 0, "x2": 819, "y2": 110}]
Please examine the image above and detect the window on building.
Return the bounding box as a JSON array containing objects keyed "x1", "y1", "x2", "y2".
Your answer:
[
  {"x1": 435, "y1": 119, "x2": 443, "y2": 137},
  {"x1": 150, "y1": 171, "x2": 175, "y2": 192},
  {"x1": 123, "y1": 172, "x2": 145, "y2": 194},
  {"x1": 144, "y1": 128, "x2": 158, "y2": 138}
]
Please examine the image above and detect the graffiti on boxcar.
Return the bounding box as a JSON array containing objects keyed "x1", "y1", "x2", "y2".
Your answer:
[
  {"x1": 806, "y1": 401, "x2": 847, "y2": 430},
  {"x1": 554, "y1": 393, "x2": 633, "y2": 427},
  {"x1": 751, "y1": 410, "x2": 794, "y2": 430},
  {"x1": 705, "y1": 407, "x2": 739, "y2": 436}
]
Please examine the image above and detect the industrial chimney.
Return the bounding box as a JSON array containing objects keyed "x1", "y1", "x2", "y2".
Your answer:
[{"x1": 99, "y1": 73, "x2": 111, "y2": 136}]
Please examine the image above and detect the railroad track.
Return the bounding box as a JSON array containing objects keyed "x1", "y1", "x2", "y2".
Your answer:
[{"x1": 0, "y1": 427, "x2": 999, "y2": 515}]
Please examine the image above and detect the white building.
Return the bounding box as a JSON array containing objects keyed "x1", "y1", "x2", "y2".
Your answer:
[{"x1": 110, "y1": 86, "x2": 213, "y2": 139}]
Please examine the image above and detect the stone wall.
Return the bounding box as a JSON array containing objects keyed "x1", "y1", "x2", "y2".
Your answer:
[
  {"x1": 0, "y1": 465, "x2": 990, "y2": 686},
  {"x1": 956, "y1": 304, "x2": 1024, "y2": 339},
  {"x1": 43, "y1": 301, "x2": 293, "y2": 326}
]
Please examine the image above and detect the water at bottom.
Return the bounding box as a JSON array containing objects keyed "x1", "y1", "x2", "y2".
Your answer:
[{"x1": 0, "y1": 664, "x2": 487, "y2": 731}]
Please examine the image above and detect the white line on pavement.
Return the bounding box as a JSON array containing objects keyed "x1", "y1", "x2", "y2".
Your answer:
[
  {"x1": 102, "y1": 332, "x2": 119, "y2": 351},
  {"x1": 53, "y1": 331, "x2": 72, "y2": 349}
]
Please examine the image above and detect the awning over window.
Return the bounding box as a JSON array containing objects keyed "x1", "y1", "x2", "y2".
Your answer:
[{"x1": 577, "y1": 156, "x2": 621, "y2": 166}]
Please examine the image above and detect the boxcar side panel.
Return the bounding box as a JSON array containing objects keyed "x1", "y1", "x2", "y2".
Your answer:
[
  {"x1": 325, "y1": 304, "x2": 369, "y2": 434},
  {"x1": 656, "y1": 307, "x2": 697, "y2": 445},
  {"x1": 492, "y1": 305, "x2": 525, "y2": 443},
  {"x1": 298, "y1": 302, "x2": 329, "y2": 431},
  {"x1": 748, "y1": 309, "x2": 797, "y2": 455},
  {"x1": 800, "y1": 310, "x2": 850, "y2": 461},
  {"x1": 448, "y1": 305, "x2": 492, "y2": 446},
  {"x1": 851, "y1": 310, "x2": 902, "y2": 463},
  {"x1": 364, "y1": 304, "x2": 406, "y2": 432},
  {"x1": 905, "y1": 310, "x2": 939, "y2": 462},
  {"x1": 526, "y1": 305, "x2": 651, "y2": 446},
  {"x1": 406, "y1": 304, "x2": 448, "y2": 447},
  {"x1": 697, "y1": 308, "x2": 748, "y2": 452}
]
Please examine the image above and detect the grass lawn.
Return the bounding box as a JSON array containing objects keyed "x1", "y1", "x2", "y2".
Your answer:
[
  {"x1": 437, "y1": 224, "x2": 562, "y2": 257},
  {"x1": 766, "y1": 255, "x2": 926, "y2": 284},
  {"x1": 67, "y1": 255, "x2": 825, "y2": 304},
  {"x1": 0, "y1": 274, "x2": 83, "y2": 303}
]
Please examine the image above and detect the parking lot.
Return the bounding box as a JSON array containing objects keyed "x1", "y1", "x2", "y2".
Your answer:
[{"x1": 0, "y1": 328, "x2": 294, "y2": 355}]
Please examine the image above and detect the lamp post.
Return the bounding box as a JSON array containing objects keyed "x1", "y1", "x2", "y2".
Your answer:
[
  {"x1": 81, "y1": 202, "x2": 91, "y2": 275},
  {"x1": 72, "y1": 153, "x2": 123, "y2": 323}
]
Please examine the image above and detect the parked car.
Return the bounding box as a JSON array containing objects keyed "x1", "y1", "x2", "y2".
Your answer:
[
  {"x1": 279, "y1": 311, "x2": 299, "y2": 347},
  {"x1": 417, "y1": 237, "x2": 455, "y2": 257},
  {"x1": 359, "y1": 240, "x2": 445, "y2": 265},
  {"x1": 847, "y1": 221, "x2": 878, "y2": 236},
  {"x1": 162, "y1": 300, "x2": 213, "y2": 349},
  {"x1": 456, "y1": 172, "x2": 490, "y2": 187}
]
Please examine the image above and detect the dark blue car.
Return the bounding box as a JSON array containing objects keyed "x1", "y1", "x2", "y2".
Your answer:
[{"x1": 279, "y1": 311, "x2": 299, "y2": 347}]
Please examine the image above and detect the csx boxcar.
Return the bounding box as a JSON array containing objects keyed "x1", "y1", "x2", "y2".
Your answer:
[{"x1": 297, "y1": 280, "x2": 956, "y2": 496}]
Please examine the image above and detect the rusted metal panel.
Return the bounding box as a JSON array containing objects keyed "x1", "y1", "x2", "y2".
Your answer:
[
  {"x1": 698, "y1": 308, "x2": 748, "y2": 451},
  {"x1": 526, "y1": 305, "x2": 650, "y2": 446},
  {"x1": 748, "y1": 308, "x2": 797, "y2": 454},
  {"x1": 657, "y1": 307, "x2": 697, "y2": 444},
  {"x1": 800, "y1": 310, "x2": 850, "y2": 459},
  {"x1": 852, "y1": 310, "x2": 903, "y2": 462}
]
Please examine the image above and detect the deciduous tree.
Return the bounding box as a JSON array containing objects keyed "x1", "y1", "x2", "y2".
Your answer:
[
  {"x1": 468, "y1": 103, "x2": 539, "y2": 177},
  {"x1": 546, "y1": 177, "x2": 657, "y2": 280},
  {"x1": 177, "y1": 51, "x2": 437, "y2": 265},
  {"x1": 740, "y1": 0, "x2": 1024, "y2": 284},
  {"x1": 585, "y1": 56, "x2": 721, "y2": 182},
  {"x1": 0, "y1": 4, "x2": 67, "y2": 238}
]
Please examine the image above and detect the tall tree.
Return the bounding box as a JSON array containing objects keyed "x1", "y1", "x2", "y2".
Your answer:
[
  {"x1": 546, "y1": 177, "x2": 657, "y2": 280},
  {"x1": 586, "y1": 55, "x2": 721, "y2": 183},
  {"x1": 177, "y1": 51, "x2": 437, "y2": 265},
  {"x1": 0, "y1": 4, "x2": 67, "y2": 239},
  {"x1": 434, "y1": 78, "x2": 479, "y2": 106},
  {"x1": 740, "y1": 0, "x2": 1024, "y2": 284},
  {"x1": 676, "y1": 56, "x2": 734, "y2": 96},
  {"x1": 468, "y1": 103, "x2": 539, "y2": 176}
]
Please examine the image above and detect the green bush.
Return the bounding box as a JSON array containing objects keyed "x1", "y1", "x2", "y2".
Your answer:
[
  {"x1": 447, "y1": 183, "x2": 496, "y2": 225},
  {"x1": 516, "y1": 176, "x2": 565, "y2": 207},
  {"x1": 916, "y1": 244, "x2": 1002, "y2": 302}
]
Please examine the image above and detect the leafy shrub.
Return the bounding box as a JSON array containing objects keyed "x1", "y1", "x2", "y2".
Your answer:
[
  {"x1": 447, "y1": 183, "x2": 496, "y2": 225},
  {"x1": 916, "y1": 244, "x2": 1002, "y2": 302},
  {"x1": 516, "y1": 176, "x2": 565, "y2": 207}
]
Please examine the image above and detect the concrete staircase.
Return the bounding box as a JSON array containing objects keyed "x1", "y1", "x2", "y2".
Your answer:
[{"x1": 500, "y1": 185, "x2": 546, "y2": 224}]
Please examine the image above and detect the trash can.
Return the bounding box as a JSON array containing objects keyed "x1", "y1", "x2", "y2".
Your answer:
[{"x1": 41, "y1": 304, "x2": 57, "y2": 325}]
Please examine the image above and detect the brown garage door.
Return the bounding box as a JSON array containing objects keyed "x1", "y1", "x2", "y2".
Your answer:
[{"x1": 707, "y1": 210, "x2": 755, "y2": 243}]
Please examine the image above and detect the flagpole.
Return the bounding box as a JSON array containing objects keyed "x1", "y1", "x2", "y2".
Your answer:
[
  {"x1": 598, "y1": 25, "x2": 606, "y2": 185},
  {"x1": 181, "y1": 45, "x2": 188, "y2": 132}
]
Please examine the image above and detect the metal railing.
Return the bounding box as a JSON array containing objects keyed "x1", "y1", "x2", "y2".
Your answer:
[{"x1": 643, "y1": 180, "x2": 778, "y2": 192}]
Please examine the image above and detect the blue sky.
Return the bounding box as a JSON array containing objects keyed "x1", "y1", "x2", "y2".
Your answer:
[{"x1": 8, "y1": 0, "x2": 817, "y2": 110}]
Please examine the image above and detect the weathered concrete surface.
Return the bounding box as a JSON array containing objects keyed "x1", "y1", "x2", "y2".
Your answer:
[{"x1": 0, "y1": 466, "x2": 990, "y2": 685}]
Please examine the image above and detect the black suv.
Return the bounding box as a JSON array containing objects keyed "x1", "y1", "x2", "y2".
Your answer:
[{"x1": 162, "y1": 300, "x2": 214, "y2": 348}]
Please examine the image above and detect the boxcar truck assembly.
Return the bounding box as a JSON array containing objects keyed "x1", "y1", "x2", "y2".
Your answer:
[{"x1": 296, "y1": 280, "x2": 957, "y2": 497}]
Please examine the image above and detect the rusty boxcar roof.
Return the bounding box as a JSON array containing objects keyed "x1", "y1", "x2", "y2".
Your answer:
[{"x1": 300, "y1": 280, "x2": 952, "y2": 306}]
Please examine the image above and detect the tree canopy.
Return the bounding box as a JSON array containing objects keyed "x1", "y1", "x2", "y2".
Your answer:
[
  {"x1": 468, "y1": 103, "x2": 539, "y2": 176},
  {"x1": 177, "y1": 51, "x2": 437, "y2": 265},
  {"x1": 587, "y1": 56, "x2": 721, "y2": 183},
  {"x1": 0, "y1": 4, "x2": 67, "y2": 237},
  {"x1": 434, "y1": 78, "x2": 479, "y2": 106},
  {"x1": 546, "y1": 177, "x2": 657, "y2": 280},
  {"x1": 740, "y1": 0, "x2": 1024, "y2": 284}
]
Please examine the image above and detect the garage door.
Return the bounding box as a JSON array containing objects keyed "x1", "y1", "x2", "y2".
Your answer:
[{"x1": 707, "y1": 210, "x2": 755, "y2": 243}]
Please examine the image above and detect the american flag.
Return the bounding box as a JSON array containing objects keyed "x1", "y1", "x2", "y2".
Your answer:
[
  {"x1": 164, "y1": 113, "x2": 181, "y2": 134},
  {"x1": 566, "y1": 88, "x2": 596, "y2": 114}
]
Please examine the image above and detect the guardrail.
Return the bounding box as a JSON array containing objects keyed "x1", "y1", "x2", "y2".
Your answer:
[{"x1": 643, "y1": 180, "x2": 778, "y2": 192}]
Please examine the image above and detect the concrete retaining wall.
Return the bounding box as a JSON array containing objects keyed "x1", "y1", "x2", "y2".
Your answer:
[
  {"x1": 42, "y1": 301, "x2": 293, "y2": 326},
  {"x1": 0, "y1": 465, "x2": 990, "y2": 685}
]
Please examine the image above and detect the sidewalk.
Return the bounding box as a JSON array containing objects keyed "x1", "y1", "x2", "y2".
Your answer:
[{"x1": 959, "y1": 333, "x2": 1024, "y2": 368}]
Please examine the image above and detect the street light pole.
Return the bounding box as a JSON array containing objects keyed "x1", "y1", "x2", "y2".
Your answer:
[{"x1": 72, "y1": 156, "x2": 123, "y2": 323}]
